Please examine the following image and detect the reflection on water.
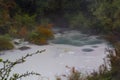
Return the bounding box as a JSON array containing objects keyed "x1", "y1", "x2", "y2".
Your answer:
[{"x1": 51, "y1": 30, "x2": 105, "y2": 46}]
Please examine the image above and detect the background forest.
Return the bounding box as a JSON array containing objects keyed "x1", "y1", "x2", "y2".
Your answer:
[{"x1": 0, "y1": 0, "x2": 120, "y2": 37}]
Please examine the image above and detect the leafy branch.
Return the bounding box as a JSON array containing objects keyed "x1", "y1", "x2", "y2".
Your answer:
[{"x1": 0, "y1": 49, "x2": 46, "y2": 80}]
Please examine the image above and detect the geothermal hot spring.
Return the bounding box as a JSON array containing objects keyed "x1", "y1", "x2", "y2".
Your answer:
[{"x1": 0, "y1": 29, "x2": 109, "y2": 80}]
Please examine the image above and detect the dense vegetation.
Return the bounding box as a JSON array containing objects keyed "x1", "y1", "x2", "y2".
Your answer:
[
  {"x1": 0, "y1": 0, "x2": 120, "y2": 80},
  {"x1": 1, "y1": 0, "x2": 120, "y2": 35}
]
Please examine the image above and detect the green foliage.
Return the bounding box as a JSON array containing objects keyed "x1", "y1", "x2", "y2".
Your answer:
[
  {"x1": 107, "y1": 42, "x2": 120, "y2": 80},
  {"x1": 0, "y1": 35, "x2": 14, "y2": 51},
  {"x1": 28, "y1": 25, "x2": 54, "y2": 45},
  {"x1": 87, "y1": 65, "x2": 111, "y2": 80},
  {"x1": 28, "y1": 31, "x2": 46, "y2": 45},
  {"x1": 14, "y1": 14, "x2": 36, "y2": 29},
  {"x1": 40, "y1": 18, "x2": 50, "y2": 26},
  {"x1": 1, "y1": 34, "x2": 12, "y2": 40},
  {"x1": 8, "y1": 26, "x2": 18, "y2": 38},
  {"x1": 92, "y1": 0, "x2": 120, "y2": 34},
  {"x1": 36, "y1": 0, "x2": 49, "y2": 14},
  {"x1": 64, "y1": 0, "x2": 120, "y2": 35},
  {"x1": 0, "y1": 0, "x2": 17, "y2": 35},
  {"x1": 0, "y1": 58, "x2": 3, "y2": 62},
  {"x1": 66, "y1": 12, "x2": 91, "y2": 33},
  {"x1": 7, "y1": 14, "x2": 36, "y2": 38},
  {"x1": 18, "y1": 27, "x2": 28, "y2": 39},
  {"x1": 70, "y1": 12, "x2": 90, "y2": 29}
]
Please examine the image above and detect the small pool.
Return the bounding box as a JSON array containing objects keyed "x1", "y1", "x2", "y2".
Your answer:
[{"x1": 51, "y1": 30, "x2": 105, "y2": 46}]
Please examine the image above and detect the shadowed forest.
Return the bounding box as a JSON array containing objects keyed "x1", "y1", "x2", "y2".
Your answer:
[{"x1": 0, "y1": 0, "x2": 120, "y2": 80}]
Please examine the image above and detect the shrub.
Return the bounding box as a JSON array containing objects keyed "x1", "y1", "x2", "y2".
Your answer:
[
  {"x1": 14, "y1": 14, "x2": 36, "y2": 30},
  {"x1": 29, "y1": 33, "x2": 47, "y2": 45},
  {"x1": 8, "y1": 26, "x2": 18, "y2": 37},
  {"x1": 40, "y1": 18, "x2": 50, "y2": 26},
  {"x1": 18, "y1": 26, "x2": 28, "y2": 39},
  {"x1": 38, "y1": 38, "x2": 47, "y2": 45},
  {"x1": 35, "y1": 26, "x2": 54, "y2": 39},
  {"x1": 57, "y1": 67, "x2": 85, "y2": 80},
  {"x1": 107, "y1": 42, "x2": 120, "y2": 80},
  {"x1": 0, "y1": 34, "x2": 12, "y2": 40},
  {"x1": 0, "y1": 35, "x2": 14, "y2": 51},
  {"x1": 87, "y1": 65, "x2": 111, "y2": 80},
  {"x1": 28, "y1": 25, "x2": 54, "y2": 45},
  {"x1": 67, "y1": 67, "x2": 84, "y2": 80}
]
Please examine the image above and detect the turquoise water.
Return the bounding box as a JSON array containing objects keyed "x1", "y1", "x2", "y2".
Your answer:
[{"x1": 51, "y1": 30, "x2": 105, "y2": 46}]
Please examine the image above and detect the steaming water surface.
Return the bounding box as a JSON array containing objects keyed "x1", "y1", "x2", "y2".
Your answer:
[{"x1": 51, "y1": 30, "x2": 106, "y2": 51}]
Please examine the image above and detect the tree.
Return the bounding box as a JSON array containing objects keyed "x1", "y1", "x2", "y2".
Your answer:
[
  {"x1": 0, "y1": 0, "x2": 17, "y2": 34},
  {"x1": 93, "y1": 0, "x2": 120, "y2": 34},
  {"x1": 0, "y1": 0, "x2": 16, "y2": 21}
]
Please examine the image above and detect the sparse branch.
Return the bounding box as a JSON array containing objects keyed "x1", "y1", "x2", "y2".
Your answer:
[
  {"x1": 0, "y1": 49, "x2": 46, "y2": 80},
  {"x1": 10, "y1": 71, "x2": 41, "y2": 80}
]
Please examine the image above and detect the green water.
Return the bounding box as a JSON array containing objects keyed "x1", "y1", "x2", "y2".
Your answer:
[{"x1": 51, "y1": 31, "x2": 105, "y2": 46}]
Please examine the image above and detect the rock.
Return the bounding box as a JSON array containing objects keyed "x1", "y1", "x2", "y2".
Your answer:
[
  {"x1": 18, "y1": 46, "x2": 30, "y2": 50},
  {"x1": 92, "y1": 46, "x2": 98, "y2": 48},
  {"x1": 82, "y1": 48, "x2": 94, "y2": 52},
  {"x1": 14, "y1": 41, "x2": 20, "y2": 45}
]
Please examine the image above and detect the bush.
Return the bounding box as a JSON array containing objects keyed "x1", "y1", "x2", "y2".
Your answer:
[
  {"x1": 87, "y1": 65, "x2": 111, "y2": 80},
  {"x1": 14, "y1": 14, "x2": 36, "y2": 30},
  {"x1": 35, "y1": 25, "x2": 54, "y2": 39},
  {"x1": 29, "y1": 33, "x2": 47, "y2": 45},
  {"x1": 67, "y1": 68, "x2": 84, "y2": 80},
  {"x1": 8, "y1": 26, "x2": 18, "y2": 38},
  {"x1": 56, "y1": 67, "x2": 85, "y2": 80},
  {"x1": 28, "y1": 24, "x2": 54, "y2": 45},
  {"x1": 108, "y1": 42, "x2": 120, "y2": 80},
  {"x1": 18, "y1": 26, "x2": 28, "y2": 39},
  {"x1": 0, "y1": 35, "x2": 14, "y2": 51}
]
